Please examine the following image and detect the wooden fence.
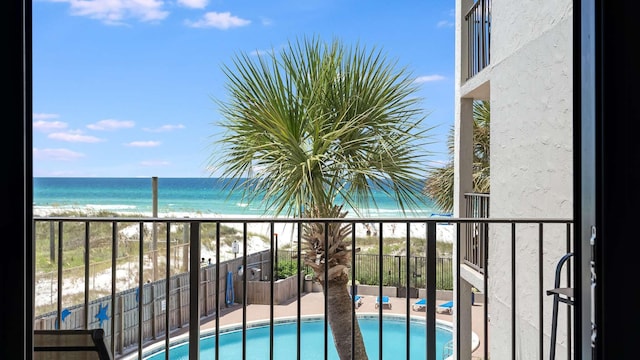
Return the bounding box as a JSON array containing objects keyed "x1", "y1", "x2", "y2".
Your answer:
[
  {"x1": 244, "y1": 275, "x2": 306, "y2": 305},
  {"x1": 34, "y1": 250, "x2": 272, "y2": 356}
]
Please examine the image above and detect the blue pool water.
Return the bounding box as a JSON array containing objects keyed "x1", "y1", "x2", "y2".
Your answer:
[{"x1": 143, "y1": 316, "x2": 453, "y2": 360}]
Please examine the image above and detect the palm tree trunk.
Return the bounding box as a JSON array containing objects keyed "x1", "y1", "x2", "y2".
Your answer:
[{"x1": 324, "y1": 272, "x2": 368, "y2": 360}]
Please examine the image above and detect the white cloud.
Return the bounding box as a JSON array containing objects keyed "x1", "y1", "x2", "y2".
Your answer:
[
  {"x1": 250, "y1": 49, "x2": 271, "y2": 57},
  {"x1": 33, "y1": 113, "x2": 60, "y2": 121},
  {"x1": 140, "y1": 160, "x2": 171, "y2": 166},
  {"x1": 178, "y1": 0, "x2": 207, "y2": 9},
  {"x1": 48, "y1": 131, "x2": 104, "y2": 143},
  {"x1": 52, "y1": 0, "x2": 169, "y2": 25},
  {"x1": 143, "y1": 124, "x2": 185, "y2": 132},
  {"x1": 87, "y1": 119, "x2": 135, "y2": 131},
  {"x1": 437, "y1": 9, "x2": 455, "y2": 28},
  {"x1": 185, "y1": 11, "x2": 250, "y2": 29},
  {"x1": 33, "y1": 148, "x2": 85, "y2": 161},
  {"x1": 250, "y1": 44, "x2": 282, "y2": 57},
  {"x1": 415, "y1": 75, "x2": 446, "y2": 83},
  {"x1": 126, "y1": 140, "x2": 161, "y2": 147},
  {"x1": 34, "y1": 120, "x2": 68, "y2": 132}
]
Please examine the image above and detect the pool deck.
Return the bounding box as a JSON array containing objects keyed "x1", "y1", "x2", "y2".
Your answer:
[{"x1": 197, "y1": 292, "x2": 485, "y2": 359}]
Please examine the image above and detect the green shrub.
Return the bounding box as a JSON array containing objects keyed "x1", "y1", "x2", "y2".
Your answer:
[{"x1": 276, "y1": 260, "x2": 300, "y2": 279}]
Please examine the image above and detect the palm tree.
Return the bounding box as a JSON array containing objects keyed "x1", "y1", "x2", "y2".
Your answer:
[
  {"x1": 424, "y1": 100, "x2": 490, "y2": 212},
  {"x1": 209, "y1": 36, "x2": 432, "y2": 360}
]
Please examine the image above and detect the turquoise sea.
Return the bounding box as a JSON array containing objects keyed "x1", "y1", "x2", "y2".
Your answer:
[{"x1": 33, "y1": 177, "x2": 439, "y2": 218}]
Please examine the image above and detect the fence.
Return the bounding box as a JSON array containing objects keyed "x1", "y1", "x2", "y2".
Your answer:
[
  {"x1": 34, "y1": 250, "x2": 271, "y2": 355},
  {"x1": 464, "y1": 192, "x2": 490, "y2": 273},
  {"x1": 465, "y1": 0, "x2": 492, "y2": 79},
  {"x1": 33, "y1": 216, "x2": 575, "y2": 360},
  {"x1": 34, "y1": 250, "x2": 452, "y2": 354},
  {"x1": 278, "y1": 250, "x2": 453, "y2": 290}
]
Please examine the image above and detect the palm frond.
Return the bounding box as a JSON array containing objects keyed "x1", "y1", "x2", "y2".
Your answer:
[
  {"x1": 423, "y1": 100, "x2": 490, "y2": 210},
  {"x1": 210, "y1": 35, "x2": 433, "y2": 218}
]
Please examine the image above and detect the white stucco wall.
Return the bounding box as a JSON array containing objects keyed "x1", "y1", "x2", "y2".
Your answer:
[
  {"x1": 491, "y1": 1, "x2": 573, "y2": 68},
  {"x1": 456, "y1": 0, "x2": 573, "y2": 359},
  {"x1": 489, "y1": 2, "x2": 573, "y2": 359},
  {"x1": 490, "y1": 17, "x2": 573, "y2": 220}
]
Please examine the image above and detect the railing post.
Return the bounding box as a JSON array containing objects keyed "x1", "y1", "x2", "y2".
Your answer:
[
  {"x1": 182, "y1": 219, "x2": 189, "y2": 273},
  {"x1": 165, "y1": 222, "x2": 172, "y2": 357},
  {"x1": 150, "y1": 283, "x2": 156, "y2": 340},
  {"x1": 118, "y1": 294, "x2": 124, "y2": 355},
  {"x1": 137, "y1": 222, "x2": 145, "y2": 357},
  {"x1": 214, "y1": 221, "x2": 221, "y2": 360},
  {"x1": 426, "y1": 221, "x2": 436, "y2": 360},
  {"x1": 110, "y1": 221, "x2": 117, "y2": 357},
  {"x1": 176, "y1": 277, "x2": 182, "y2": 327},
  {"x1": 84, "y1": 221, "x2": 90, "y2": 330},
  {"x1": 188, "y1": 221, "x2": 201, "y2": 360},
  {"x1": 204, "y1": 268, "x2": 209, "y2": 316},
  {"x1": 49, "y1": 221, "x2": 55, "y2": 262},
  {"x1": 56, "y1": 221, "x2": 63, "y2": 330}
]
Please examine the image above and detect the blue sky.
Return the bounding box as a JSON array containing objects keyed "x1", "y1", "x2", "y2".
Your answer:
[{"x1": 33, "y1": 0, "x2": 455, "y2": 178}]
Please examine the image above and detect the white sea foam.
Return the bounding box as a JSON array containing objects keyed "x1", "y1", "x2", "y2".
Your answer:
[{"x1": 86, "y1": 204, "x2": 137, "y2": 210}]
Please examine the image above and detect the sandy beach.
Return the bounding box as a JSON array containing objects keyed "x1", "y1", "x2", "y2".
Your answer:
[{"x1": 34, "y1": 207, "x2": 456, "y2": 257}]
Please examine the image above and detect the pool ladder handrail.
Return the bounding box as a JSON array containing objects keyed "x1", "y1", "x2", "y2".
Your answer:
[{"x1": 443, "y1": 339, "x2": 453, "y2": 358}]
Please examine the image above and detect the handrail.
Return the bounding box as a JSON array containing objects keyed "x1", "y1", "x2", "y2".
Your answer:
[
  {"x1": 33, "y1": 216, "x2": 573, "y2": 360},
  {"x1": 553, "y1": 252, "x2": 574, "y2": 291}
]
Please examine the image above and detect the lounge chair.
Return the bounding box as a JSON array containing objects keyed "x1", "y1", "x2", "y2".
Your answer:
[
  {"x1": 353, "y1": 295, "x2": 363, "y2": 309},
  {"x1": 437, "y1": 300, "x2": 454, "y2": 314},
  {"x1": 34, "y1": 329, "x2": 113, "y2": 360},
  {"x1": 412, "y1": 298, "x2": 426, "y2": 311},
  {"x1": 375, "y1": 296, "x2": 392, "y2": 309}
]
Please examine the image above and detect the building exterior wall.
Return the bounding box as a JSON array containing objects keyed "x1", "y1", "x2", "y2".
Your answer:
[{"x1": 456, "y1": 1, "x2": 573, "y2": 359}]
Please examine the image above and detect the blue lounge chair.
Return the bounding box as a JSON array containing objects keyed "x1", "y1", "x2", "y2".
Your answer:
[
  {"x1": 412, "y1": 298, "x2": 426, "y2": 311},
  {"x1": 353, "y1": 295, "x2": 363, "y2": 309},
  {"x1": 375, "y1": 296, "x2": 391, "y2": 309},
  {"x1": 437, "y1": 300, "x2": 454, "y2": 314}
]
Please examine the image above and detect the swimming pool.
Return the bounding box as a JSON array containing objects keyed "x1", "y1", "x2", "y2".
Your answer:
[{"x1": 138, "y1": 314, "x2": 464, "y2": 360}]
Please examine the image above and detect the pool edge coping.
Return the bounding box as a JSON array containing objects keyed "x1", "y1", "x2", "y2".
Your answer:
[{"x1": 124, "y1": 313, "x2": 479, "y2": 359}]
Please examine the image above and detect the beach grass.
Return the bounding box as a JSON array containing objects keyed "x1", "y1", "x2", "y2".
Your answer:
[
  {"x1": 33, "y1": 210, "x2": 243, "y2": 273},
  {"x1": 35, "y1": 210, "x2": 453, "y2": 272}
]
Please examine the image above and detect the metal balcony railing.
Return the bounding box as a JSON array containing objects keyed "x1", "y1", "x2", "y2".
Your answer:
[
  {"x1": 465, "y1": 0, "x2": 492, "y2": 80},
  {"x1": 32, "y1": 216, "x2": 573, "y2": 360},
  {"x1": 463, "y1": 193, "x2": 490, "y2": 274}
]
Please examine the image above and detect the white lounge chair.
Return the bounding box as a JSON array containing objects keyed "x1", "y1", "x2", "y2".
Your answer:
[
  {"x1": 437, "y1": 300, "x2": 454, "y2": 314},
  {"x1": 412, "y1": 298, "x2": 426, "y2": 311},
  {"x1": 375, "y1": 296, "x2": 392, "y2": 309}
]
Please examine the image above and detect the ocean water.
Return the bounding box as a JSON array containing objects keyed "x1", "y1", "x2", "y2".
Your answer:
[{"x1": 33, "y1": 177, "x2": 438, "y2": 218}]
